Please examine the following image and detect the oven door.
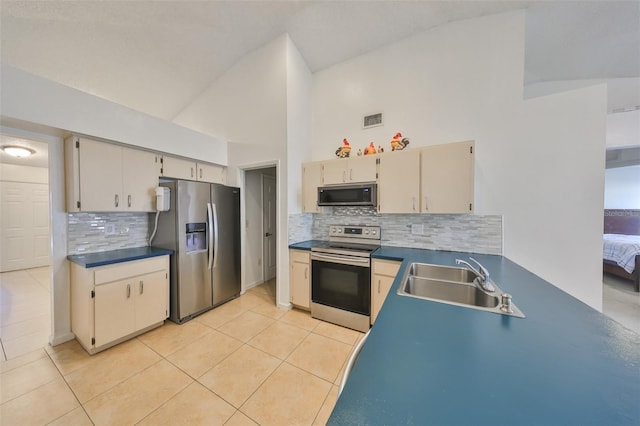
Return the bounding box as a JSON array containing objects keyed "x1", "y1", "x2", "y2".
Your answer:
[{"x1": 311, "y1": 252, "x2": 371, "y2": 316}]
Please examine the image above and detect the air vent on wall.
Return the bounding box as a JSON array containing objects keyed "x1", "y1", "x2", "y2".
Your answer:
[{"x1": 363, "y1": 112, "x2": 383, "y2": 129}]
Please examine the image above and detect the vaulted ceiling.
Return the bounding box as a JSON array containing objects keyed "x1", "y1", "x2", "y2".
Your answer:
[{"x1": 1, "y1": 1, "x2": 638, "y2": 122}]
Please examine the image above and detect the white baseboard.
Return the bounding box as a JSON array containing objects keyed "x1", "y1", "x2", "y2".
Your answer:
[
  {"x1": 244, "y1": 279, "x2": 265, "y2": 292},
  {"x1": 49, "y1": 331, "x2": 75, "y2": 347}
]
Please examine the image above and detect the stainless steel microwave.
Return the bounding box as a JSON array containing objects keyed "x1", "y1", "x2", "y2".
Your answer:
[{"x1": 317, "y1": 183, "x2": 377, "y2": 207}]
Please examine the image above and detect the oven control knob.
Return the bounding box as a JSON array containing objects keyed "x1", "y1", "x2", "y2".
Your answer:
[
  {"x1": 372, "y1": 230, "x2": 377, "y2": 235},
  {"x1": 364, "y1": 229, "x2": 369, "y2": 235},
  {"x1": 338, "y1": 229, "x2": 343, "y2": 233},
  {"x1": 331, "y1": 228, "x2": 336, "y2": 234}
]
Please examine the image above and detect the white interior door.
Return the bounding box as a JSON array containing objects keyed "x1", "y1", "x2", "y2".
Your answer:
[
  {"x1": 262, "y1": 175, "x2": 277, "y2": 281},
  {"x1": 0, "y1": 181, "x2": 50, "y2": 272}
]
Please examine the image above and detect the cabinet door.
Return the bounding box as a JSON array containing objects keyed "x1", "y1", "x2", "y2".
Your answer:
[
  {"x1": 162, "y1": 156, "x2": 197, "y2": 180},
  {"x1": 290, "y1": 250, "x2": 310, "y2": 308},
  {"x1": 134, "y1": 270, "x2": 168, "y2": 330},
  {"x1": 78, "y1": 138, "x2": 123, "y2": 211},
  {"x1": 322, "y1": 160, "x2": 347, "y2": 185},
  {"x1": 371, "y1": 274, "x2": 396, "y2": 324},
  {"x1": 302, "y1": 162, "x2": 324, "y2": 213},
  {"x1": 348, "y1": 155, "x2": 377, "y2": 183},
  {"x1": 122, "y1": 147, "x2": 158, "y2": 212},
  {"x1": 421, "y1": 141, "x2": 474, "y2": 214},
  {"x1": 378, "y1": 150, "x2": 420, "y2": 213},
  {"x1": 94, "y1": 279, "x2": 135, "y2": 347},
  {"x1": 197, "y1": 163, "x2": 225, "y2": 184}
]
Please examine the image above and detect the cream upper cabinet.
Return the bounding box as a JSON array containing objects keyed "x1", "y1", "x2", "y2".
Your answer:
[
  {"x1": 122, "y1": 147, "x2": 159, "y2": 212},
  {"x1": 161, "y1": 155, "x2": 226, "y2": 184},
  {"x1": 378, "y1": 150, "x2": 421, "y2": 213},
  {"x1": 290, "y1": 249, "x2": 310, "y2": 309},
  {"x1": 65, "y1": 136, "x2": 157, "y2": 212},
  {"x1": 323, "y1": 156, "x2": 377, "y2": 185},
  {"x1": 302, "y1": 161, "x2": 324, "y2": 213},
  {"x1": 421, "y1": 141, "x2": 474, "y2": 214},
  {"x1": 197, "y1": 163, "x2": 226, "y2": 184},
  {"x1": 371, "y1": 259, "x2": 401, "y2": 324},
  {"x1": 161, "y1": 156, "x2": 197, "y2": 180}
]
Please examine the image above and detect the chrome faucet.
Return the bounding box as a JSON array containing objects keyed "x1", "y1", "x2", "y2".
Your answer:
[{"x1": 455, "y1": 257, "x2": 496, "y2": 292}]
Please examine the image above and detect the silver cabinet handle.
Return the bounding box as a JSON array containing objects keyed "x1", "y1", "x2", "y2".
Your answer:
[
  {"x1": 139, "y1": 280, "x2": 143, "y2": 295},
  {"x1": 115, "y1": 194, "x2": 119, "y2": 207},
  {"x1": 349, "y1": 169, "x2": 353, "y2": 181},
  {"x1": 128, "y1": 195, "x2": 131, "y2": 207},
  {"x1": 199, "y1": 168, "x2": 203, "y2": 179},
  {"x1": 424, "y1": 197, "x2": 428, "y2": 211},
  {"x1": 342, "y1": 170, "x2": 346, "y2": 182},
  {"x1": 304, "y1": 267, "x2": 308, "y2": 280},
  {"x1": 191, "y1": 167, "x2": 194, "y2": 178},
  {"x1": 378, "y1": 279, "x2": 381, "y2": 293},
  {"x1": 126, "y1": 283, "x2": 131, "y2": 298},
  {"x1": 412, "y1": 197, "x2": 416, "y2": 211}
]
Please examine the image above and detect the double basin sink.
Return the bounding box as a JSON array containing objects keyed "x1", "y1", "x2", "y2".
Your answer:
[{"x1": 397, "y1": 262, "x2": 525, "y2": 318}]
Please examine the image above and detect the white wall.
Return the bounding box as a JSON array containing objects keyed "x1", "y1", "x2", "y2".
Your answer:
[
  {"x1": 605, "y1": 166, "x2": 640, "y2": 209},
  {"x1": 606, "y1": 110, "x2": 640, "y2": 149},
  {"x1": 175, "y1": 35, "x2": 294, "y2": 308},
  {"x1": 1, "y1": 64, "x2": 227, "y2": 164},
  {"x1": 311, "y1": 11, "x2": 607, "y2": 309},
  {"x1": 245, "y1": 169, "x2": 265, "y2": 287}
]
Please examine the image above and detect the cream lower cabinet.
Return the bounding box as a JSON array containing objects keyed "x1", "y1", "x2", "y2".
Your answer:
[
  {"x1": 371, "y1": 259, "x2": 401, "y2": 324},
  {"x1": 71, "y1": 256, "x2": 169, "y2": 354},
  {"x1": 290, "y1": 249, "x2": 311, "y2": 309}
]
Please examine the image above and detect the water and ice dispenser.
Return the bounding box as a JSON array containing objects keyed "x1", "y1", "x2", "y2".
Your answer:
[{"x1": 185, "y1": 223, "x2": 207, "y2": 253}]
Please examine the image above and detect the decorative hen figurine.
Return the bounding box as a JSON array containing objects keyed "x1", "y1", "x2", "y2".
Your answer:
[
  {"x1": 335, "y1": 138, "x2": 352, "y2": 158},
  {"x1": 390, "y1": 132, "x2": 410, "y2": 151},
  {"x1": 364, "y1": 142, "x2": 377, "y2": 155}
]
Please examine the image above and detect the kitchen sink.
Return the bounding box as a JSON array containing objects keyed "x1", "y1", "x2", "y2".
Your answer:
[
  {"x1": 397, "y1": 262, "x2": 525, "y2": 318},
  {"x1": 403, "y1": 276, "x2": 499, "y2": 308},
  {"x1": 408, "y1": 263, "x2": 478, "y2": 283}
]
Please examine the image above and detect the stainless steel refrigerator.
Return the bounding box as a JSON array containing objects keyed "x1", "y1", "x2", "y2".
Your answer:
[{"x1": 153, "y1": 180, "x2": 241, "y2": 323}]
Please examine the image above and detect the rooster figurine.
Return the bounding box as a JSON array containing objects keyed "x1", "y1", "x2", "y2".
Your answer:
[
  {"x1": 364, "y1": 142, "x2": 377, "y2": 155},
  {"x1": 335, "y1": 138, "x2": 352, "y2": 158},
  {"x1": 390, "y1": 132, "x2": 410, "y2": 151}
]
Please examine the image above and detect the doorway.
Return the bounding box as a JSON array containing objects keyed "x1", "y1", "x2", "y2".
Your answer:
[
  {"x1": 244, "y1": 166, "x2": 277, "y2": 304},
  {"x1": 0, "y1": 134, "x2": 51, "y2": 360}
]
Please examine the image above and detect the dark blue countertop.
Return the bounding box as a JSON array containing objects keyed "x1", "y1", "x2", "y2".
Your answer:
[
  {"x1": 314, "y1": 245, "x2": 640, "y2": 425},
  {"x1": 67, "y1": 246, "x2": 173, "y2": 268},
  {"x1": 288, "y1": 240, "x2": 326, "y2": 250}
]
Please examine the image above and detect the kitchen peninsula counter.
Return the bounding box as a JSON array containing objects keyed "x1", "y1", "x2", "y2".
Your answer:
[
  {"x1": 308, "y1": 245, "x2": 640, "y2": 425},
  {"x1": 67, "y1": 246, "x2": 173, "y2": 268}
]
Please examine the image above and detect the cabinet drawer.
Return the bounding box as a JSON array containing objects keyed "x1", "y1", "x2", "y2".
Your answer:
[
  {"x1": 290, "y1": 250, "x2": 310, "y2": 264},
  {"x1": 94, "y1": 256, "x2": 168, "y2": 285},
  {"x1": 372, "y1": 259, "x2": 401, "y2": 277}
]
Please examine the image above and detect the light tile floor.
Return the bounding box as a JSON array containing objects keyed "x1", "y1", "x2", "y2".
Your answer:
[
  {"x1": 0, "y1": 266, "x2": 51, "y2": 361},
  {"x1": 0, "y1": 278, "x2": 364, "y2": 425}
]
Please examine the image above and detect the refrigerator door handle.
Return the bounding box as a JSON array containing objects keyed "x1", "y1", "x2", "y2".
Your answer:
[
  {"x1": 207, "y1": 203, "x2": 214, "y2": 270},
  {"x1": 212, "y1": 202, "x2": 219, "y2": 269}
]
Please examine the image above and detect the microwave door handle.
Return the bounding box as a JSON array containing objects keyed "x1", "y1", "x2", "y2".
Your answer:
[
  {"x1": 207, "y1": 203, "x2": 214, "y2": 270},
  {"x1": 212, "y1": 202, "x2": 219, "y2": 269}
]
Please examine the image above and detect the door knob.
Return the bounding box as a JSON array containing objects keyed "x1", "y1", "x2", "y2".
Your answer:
[{"x1": 265, "y1": 232, "x2": 273, "y2": 237}]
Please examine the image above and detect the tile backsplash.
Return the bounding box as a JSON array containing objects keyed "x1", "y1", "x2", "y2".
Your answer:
[
  {"x1": 290, "y1": 208, "x2": 502, "y2": 255},
  {"x1": 68, "y1": 212, "x2": 149, "y2": 254}
]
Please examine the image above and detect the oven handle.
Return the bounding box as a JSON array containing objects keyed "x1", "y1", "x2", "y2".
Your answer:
[{"x1": 311, "y1": 252, "x2": 370, "y2": 267}]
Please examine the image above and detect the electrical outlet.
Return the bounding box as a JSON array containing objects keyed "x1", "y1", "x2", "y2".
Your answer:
[
  {"x1": 411, "y1": 223, "x2": 424, "y2": 235},
  {"x1": 119, "y1": 226, "x2": 129, "y2": 235},
  {"x1": 105, "y1": 224, "x2": 116, "y2": 235}
]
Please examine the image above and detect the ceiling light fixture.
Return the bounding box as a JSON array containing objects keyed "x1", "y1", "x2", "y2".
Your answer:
[{"x1": 1, "y1": 145, "x2": 36, "y2": 158}]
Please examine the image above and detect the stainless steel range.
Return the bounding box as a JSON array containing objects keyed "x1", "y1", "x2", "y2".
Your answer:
[{"x1": 310, "y1": 225, "x2": 381, "y2": 332}]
